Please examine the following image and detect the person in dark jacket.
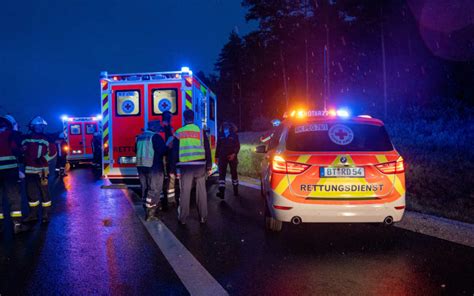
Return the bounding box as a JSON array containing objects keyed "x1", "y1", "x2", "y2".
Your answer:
[
  {"x1": 170, "y1": 110, "x2": 211, "y2": 225},
  {"x1": 92, "y1": 132, "x2": 102, "y2": 168},
  {"x1": 135, "y1": 120, "x2": 167, "y2": 221},
  {"x1": 55, "y1": 133, "x2": 68, "y2": 177},
  {"x1": 161, "y1": 111, "x2": 177, "y2": 209},
  {"x1": 215, "y1": 122, "x2": 240, "y2": 199}
]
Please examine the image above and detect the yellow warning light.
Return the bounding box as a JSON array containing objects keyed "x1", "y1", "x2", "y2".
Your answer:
[{"x1": 296, "y1": 110, "x2": 306, "y2": 118}]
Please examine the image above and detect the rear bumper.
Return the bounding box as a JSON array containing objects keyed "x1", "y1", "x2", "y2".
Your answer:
[
  {"x1": 268, "y1": 192, "x2": 405, "y2": 223},
  {"x1": 67, "y1": 154, "x2": 93, "y2": 161}
]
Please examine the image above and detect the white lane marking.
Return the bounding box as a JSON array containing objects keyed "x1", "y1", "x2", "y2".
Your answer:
[
  {"x1": 123, "y1": 190, "x2": 228, "y2": 296},
  {"x1": 235, "y1": 176, "x2": 474, "y2": 247}
]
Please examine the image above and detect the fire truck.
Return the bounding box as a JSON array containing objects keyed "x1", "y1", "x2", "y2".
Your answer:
[
  {"x1": 61, "y1": 115, "x2": 102, "y2": 166},
  {"x1": 99, "y1": 67, "x2": 218, "y2": 180}
]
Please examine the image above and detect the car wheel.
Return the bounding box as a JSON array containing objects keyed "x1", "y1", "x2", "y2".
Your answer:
[{"x1": 264, "y1": 197, "x2": 282, "y2": 232}]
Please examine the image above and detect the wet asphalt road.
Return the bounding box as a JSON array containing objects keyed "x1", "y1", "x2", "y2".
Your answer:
[
  {"x1": 1, "y1": 168, "x2": 474, "y2": 295},
  {"x1": 0, "y1": 168, "x2": 187, "y2": 295}
]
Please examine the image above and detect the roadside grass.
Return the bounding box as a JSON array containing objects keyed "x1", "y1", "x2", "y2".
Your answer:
[{"x1": 235, "y1": 102, "x2": 474, "y2": 223}]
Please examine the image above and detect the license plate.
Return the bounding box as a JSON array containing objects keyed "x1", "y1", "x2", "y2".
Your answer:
[{"x1": 320, "y1": 167, "x2": 365, "y2": 177}]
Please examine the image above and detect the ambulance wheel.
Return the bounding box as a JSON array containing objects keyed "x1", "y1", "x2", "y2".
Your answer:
[{"x1": 264, "y1": 197, "x2": 282, "y2": 232}]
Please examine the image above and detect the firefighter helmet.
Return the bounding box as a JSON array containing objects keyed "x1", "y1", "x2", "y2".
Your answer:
[
  {"x1": 0, "y1": 116, "x2": 13, "y2": 130},
  {"x1": 3, "y1": 114, "x2": 18, "y2": 131},
  {"x1": 30, "y1": 116, "x2": 48, "y2": 126}
]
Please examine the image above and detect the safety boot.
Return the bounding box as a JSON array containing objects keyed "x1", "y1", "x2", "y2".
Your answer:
[
  {"x1": 216, "y1": 187, "x2": 225, "y2": 199},
  {"x1": 42, "y1": 208, "x2": 50, "y2": 224},
  {"x1": 13, "y1": 220, "x2": 29, "y2": 234},
  {"x1": 23, "y1": 208, "x2": 39, "y2": 224},
  {"x1": 145, "y1": 206, "x2": 159, "y2": 222},
  {"x1": 233, "y1": 185, "x2": 239, "y2": 196}
]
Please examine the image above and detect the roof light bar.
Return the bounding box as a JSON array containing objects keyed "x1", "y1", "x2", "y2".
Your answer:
[
  {"x1": 181, "y1": 67, "x2": 193, "y2": 75},
  {"x1": 336, "y1": 109, "x2": 350, "y2": 118}
]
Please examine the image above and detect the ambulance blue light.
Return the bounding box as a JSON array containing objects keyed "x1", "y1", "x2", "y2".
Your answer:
[
  {"x1": 96, "y1": 114, "x2": 103, "y2": 120},
  {"x1": 336, "y1": 109, "x2": 350, "y2": 118},
  {"x1": 181, "y1": 67, "x2": 192, "y2": 75},
  {"x1": 61, "y1": 115, "x2": 69, "y2": 121}
]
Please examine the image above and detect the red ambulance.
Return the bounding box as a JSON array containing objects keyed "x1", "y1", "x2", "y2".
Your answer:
[
  {"x1": 99, "y1": 67, "x2": 218, "y2": 180},
  {"x1": 61, "y1": 116, "x2": 102, "y2": 166}
]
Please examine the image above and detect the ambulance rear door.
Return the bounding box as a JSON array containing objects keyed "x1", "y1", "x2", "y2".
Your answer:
[
  {"x1": 109, "y1": 84, "x2": 145, "y2": 178},
  {"x1": 67, "y1": 121, "x2": 85, "y2": 161},
  {"x1": 146, "y1": 81, "x2": 183, "y2": 134},
  {"x1": 84, "y1": 121, "x2": 98, "y2": 155}
]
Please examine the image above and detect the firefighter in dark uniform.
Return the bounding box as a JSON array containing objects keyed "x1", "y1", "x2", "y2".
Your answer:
[
  {"x1": 22, "y1": 116, "x2": 56, "y2": 224},
  {"x1": 215, "y1": 122, "x2": 240, "y2": 199},
  {"x1": 0, "y1": 115, "x2": 27, "y2": 234}
]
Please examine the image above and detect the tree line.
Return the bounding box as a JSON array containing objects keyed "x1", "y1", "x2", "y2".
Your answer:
[{"x1": 201, "y1": 0, "x2": 473, "y2": 131}]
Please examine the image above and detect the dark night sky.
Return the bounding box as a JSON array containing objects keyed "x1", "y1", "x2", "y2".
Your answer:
[{"x1": 0, "y1": 0, "x2": 255, "y2": 132}]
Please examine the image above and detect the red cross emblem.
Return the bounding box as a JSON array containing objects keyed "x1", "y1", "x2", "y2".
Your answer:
[{"x1": 335, "y1": 129, "x2": 348, "y2": 140}]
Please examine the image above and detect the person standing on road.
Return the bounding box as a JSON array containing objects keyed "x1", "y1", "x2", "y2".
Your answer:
[
  {"x1": 92, "y1": 132, "x2": 102, "y2": 168},
  {"x1": 171, "y1": 110, "x2": 211, "y2": 225},
  {"x1": 161, "y1": 111, "x2": 177, "y2": 208},
  {"x1": 216, "y1": 122, "x2": 240, "y2": 199},
  {"x1": 55, "y1": 133, "x2": 68, "y2": 177},
  {"x1": 0, "y1": 115, "x2": 27, "y2": 234},
  {"x1": 22, "y1": 116, "x2": 55, "y2": 224},
  {"x1": 135, "y1": 120, "x2": 166, "y2": 222}
]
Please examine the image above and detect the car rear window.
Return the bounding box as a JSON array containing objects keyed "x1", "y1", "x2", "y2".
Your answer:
[{"x1": 286, "y1": 121, "x2": 393, "y2": 152}]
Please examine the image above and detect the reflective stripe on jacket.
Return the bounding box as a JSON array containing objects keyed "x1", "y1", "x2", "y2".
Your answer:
[
  {"x1": 175, "y1": 124, "x2": 205, "y2": 163},
  {"x1": 136, "y1": 131, "x2": 155, "y2": 168},
  {"x1": 22, "y1": 134, "x2": 50, "y2": 174},
  {"x1": 0, "y1": 155, "x2": 17, "y2": 170},
  {"x1": 0, "y1": 130, "x2": 18, "y2": 170},
  {"x1": 45, "y1": 142, "x2": 57, "y2": 162}
]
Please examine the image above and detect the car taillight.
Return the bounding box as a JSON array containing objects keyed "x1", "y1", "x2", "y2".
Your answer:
[
  {"x1": 272, "y1": 155, "x2": 310, "y2": 174},
  {"x1": 63, "y1": 146, "x2": 69, "y2": 152},
  {"x1": 272, "y1": 156, "x2": 287, "y2": 173},
  {"x1": 375, "y1": 157, "x2": 405, "y2": 174}
]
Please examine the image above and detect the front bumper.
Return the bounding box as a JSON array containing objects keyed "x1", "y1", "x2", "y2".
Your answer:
[{"x1": 268, "y1": 192, "x2": 405, "y2": 223}]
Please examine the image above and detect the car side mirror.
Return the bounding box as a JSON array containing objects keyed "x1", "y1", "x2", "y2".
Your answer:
[
  {"x1": 255, "y1": 145, "x2": 267, "y2": 154},
  {"x1": 271, "y1": 119, "x2": 281, "y2": 127}
]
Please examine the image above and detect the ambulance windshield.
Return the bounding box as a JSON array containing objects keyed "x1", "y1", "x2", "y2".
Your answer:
[{"x1": 286, "y1": 121, "x2": 393, "y2": 152}]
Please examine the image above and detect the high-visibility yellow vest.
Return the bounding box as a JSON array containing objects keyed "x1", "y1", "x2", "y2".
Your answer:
[
  {"x1": 176, "y1": 124, "x2": 205, "y2": 163},
  {"x1": 136, "y1": 131, "x2": 155, "y2": 167}
]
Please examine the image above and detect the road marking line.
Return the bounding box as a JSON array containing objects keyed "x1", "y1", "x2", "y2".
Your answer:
[{"x1": 123, "y1": 190, "x2": 228, "y2": 296}]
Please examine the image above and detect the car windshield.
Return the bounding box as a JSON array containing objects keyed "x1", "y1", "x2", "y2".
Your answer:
[{"x1": 286, "y1": 120, "x2": 393, "y2": 152}]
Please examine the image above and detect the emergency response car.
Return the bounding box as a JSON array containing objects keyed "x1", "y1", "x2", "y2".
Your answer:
[
  {"x1": 61, "y1": 116, "x2": 102, "y2": 166},
  {"x1": 99, "y1": 67, "x2": 218, "y2": 180},
  {"x1": 257, "y1": 109, "x2": 406, "y2": 231}
]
